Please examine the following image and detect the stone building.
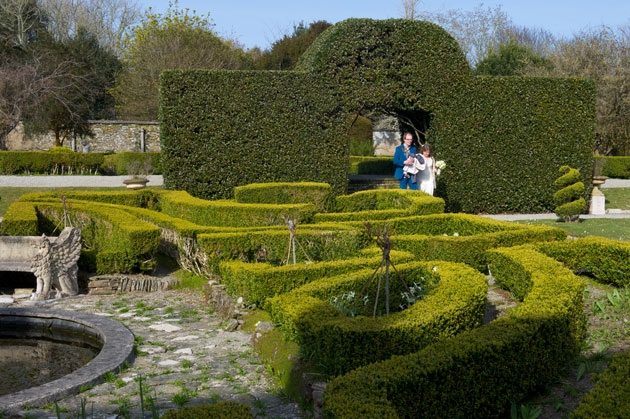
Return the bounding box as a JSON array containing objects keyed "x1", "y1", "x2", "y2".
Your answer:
[{"x1": 2, "y1": 121, "x2": 160, "y2": 153}]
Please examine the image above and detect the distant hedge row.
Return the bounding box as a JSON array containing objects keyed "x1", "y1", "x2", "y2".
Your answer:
[
  {"x1": 594, "y1": 155, "x2": 630, "y2": 178},
  {"x1": 0, "y1": 151, "x2": 161, "y2": 175},
  {"x1": 159, "y1": 70, "x2": 348, "y2": 199}
]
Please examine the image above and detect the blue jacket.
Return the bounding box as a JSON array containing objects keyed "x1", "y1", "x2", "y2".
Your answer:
[{"x1": 393, "y1": 144, "x2": 416, "y2": 180}]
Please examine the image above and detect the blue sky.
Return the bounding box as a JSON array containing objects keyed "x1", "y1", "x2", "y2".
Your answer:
[{"x1": 138, "y1": 0, "x2": 630, "y2": 50}]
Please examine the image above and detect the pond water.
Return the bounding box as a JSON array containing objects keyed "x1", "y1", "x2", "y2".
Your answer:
[{"x1": 0, "y1": 336, "x2": 99, "y2": 396}]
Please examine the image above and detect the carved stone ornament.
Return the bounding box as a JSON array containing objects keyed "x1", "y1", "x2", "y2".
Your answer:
[{"x1": 30, "y1": 227, "x2": 82, "y2": 301}]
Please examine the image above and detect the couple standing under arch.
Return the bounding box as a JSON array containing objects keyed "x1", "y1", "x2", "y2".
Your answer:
[{"x1": 393, "y1": 132, "x2": 437, "y2": 195}]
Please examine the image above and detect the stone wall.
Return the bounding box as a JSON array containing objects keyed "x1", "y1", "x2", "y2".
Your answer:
[{"x1": 3, "y1": 121, "x2": 161, "y2": 153}]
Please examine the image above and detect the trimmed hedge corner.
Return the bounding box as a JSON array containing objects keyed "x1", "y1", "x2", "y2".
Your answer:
[{"x1": 536, "y1": 237, "x2": 630, "y2": 287}]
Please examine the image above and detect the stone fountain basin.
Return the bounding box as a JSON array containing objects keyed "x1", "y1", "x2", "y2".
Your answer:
[{"x1": 0, "y1": 307, "x2": 135, "y2": 410}]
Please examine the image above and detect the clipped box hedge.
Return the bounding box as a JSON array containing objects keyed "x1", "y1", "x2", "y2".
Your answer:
[
  {"x1": 314, "y1": 189, "x2": 445, "y2": 222},
  {"x1": 595, "y1": 155, "x2": 630, "y2": 178},
  {"x1": 218, "y1": 249, "x2": 415, "y2": 307},
  {"x1": 571, "y1": 349, "x2": 630, "y2": 419},
  {"x1": 3, "y1": 199, "x2": 161, "y2": 273},
  {"x1": 348, "y1": 156, "x2": 393, "y2": 175},
  {"x1": 198, "y1": 228, "x2": 370, "y2": 267},
  {"x1": 159, "y1": 70, "x2": 349, "y2": 200},
  {"x1": 323, "y1": 247, "x2": 585, "y2": 418},
  {"x1": 0, "y1": 201, "x2": 38, "y2": 236},
  {"x1": 101, "y1": 151, "x2": 162, "y2": 175},
  {"x1": 19, "y1": 190, "x2": 161, "y2": 210},
  {"x1": 158, "y1": 190, "x2": 317, "y2": 228},
  {"x1": 0, "y1": 151, "x2": 105, "y2": 175},
  {"x1": 535, "y1": 237, "x2": 630, "y2": 287},
  {"x1": 268, "y1": 261, "x2": 487, "y2": 376},
  {"x1": 234, "y1": 182, "x2": 334, "y2": 211}
]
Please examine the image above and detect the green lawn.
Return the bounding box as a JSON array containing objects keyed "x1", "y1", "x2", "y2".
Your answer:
[
  {"x1": 603, "y1": 187, "x2": 630, "y2": 209},
  {"x1": 515, "y1": 218, "x2": 630, "y2": 241}
]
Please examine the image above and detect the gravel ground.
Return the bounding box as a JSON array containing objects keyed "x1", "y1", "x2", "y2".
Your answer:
[
  {"x1": 0, "y1": 175, "x2": 163, "y2": 187},
  {"x1": 1, "y1": 289, "x2": 302, "y2": 418}
]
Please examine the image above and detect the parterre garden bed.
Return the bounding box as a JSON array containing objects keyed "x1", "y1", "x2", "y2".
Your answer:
[{"x1": 2, "y1": 183, "x2": 629, "y2": 418}]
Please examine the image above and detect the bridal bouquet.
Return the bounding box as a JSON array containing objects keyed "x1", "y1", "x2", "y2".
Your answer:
[{"x1": 435, "y1": 160, "x2": 446, "y2": 175}]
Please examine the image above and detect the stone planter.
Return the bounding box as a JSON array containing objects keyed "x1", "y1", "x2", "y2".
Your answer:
[{"x1": 122, "y1": 177, "x2": 149, "y2": 190}]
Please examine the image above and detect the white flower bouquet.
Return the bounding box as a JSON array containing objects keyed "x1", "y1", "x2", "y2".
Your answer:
[{"x1": 435, "y1": 160, "x2": 446, "y2": 175}]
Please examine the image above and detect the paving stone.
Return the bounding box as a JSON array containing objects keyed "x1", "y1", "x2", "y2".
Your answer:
[
  {"x1": 149, "y1": 322, "x2": 182, "y2": 332},
  {"x1": 172, "y1": 335, "x2": 198, "y2": 341}
]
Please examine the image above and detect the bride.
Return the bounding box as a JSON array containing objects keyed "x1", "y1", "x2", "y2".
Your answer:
[{"x1": 418, "y1": 144, "x2": 438, "y2": 195}]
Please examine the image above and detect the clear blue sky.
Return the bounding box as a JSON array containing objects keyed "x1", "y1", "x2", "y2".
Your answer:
[{"x1": 138, "y1": 0, "x2": 630, "y2": 50}]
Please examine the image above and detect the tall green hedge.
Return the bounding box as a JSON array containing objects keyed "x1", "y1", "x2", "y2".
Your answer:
[
  {"x1": 299, "y1": 19, "x2": 595, "y2": 213},
  {"x1": 159, "y1": 18, "x2": 595, "y2": 213},
  {"x1": 159, "y1": 70, "x2": 349, "y2": 199}
]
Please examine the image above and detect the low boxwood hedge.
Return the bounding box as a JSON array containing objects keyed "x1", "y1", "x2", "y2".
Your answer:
[
  {"x1": 0, "y1": 151, "x2": 105, "y2": 175},
  {"x1": 391, "y1": 222, "x2": 566, "y2": 271},
  {"x1": 595, "y1": 155, "x2": 630, "y2": 178},
  {"x1": 19, "y1": 190, "x2": 161, "y2": 210},
  {"x1": 268, "y1": 261, "x2": 487, "y2": 376},
  {"x1": 314, "y1": 189, "x2": 445, "y2": 222},
  {"x1": 218, "y1": 249, "x2": 416, "y2": 307},
  {"x1": 535, "y1": 236, "x2": 630, "y2": 287},
  {"x1": 234, "y1": 182, "x2": 334, "y2": 211},
  {"x1": 348, "y1": 156, "x2": 393, "y2": 175},
  {"x1": 571, "y1": 349, "x2": 630, "y2": 418},
  {"x1": 101, "y1": 151, "x2": 162, "y2": 175},
  {"x1": 323, "y1": 247, "x2": 585, "y2": 418},
  {"x1": 198, "y1": 228, "x2": 370, "y2": 267},
  {"x1": 3, "y1": 199, "x2": 161, "y2": 273},
  {"x1": 0, "y1": 201, "x2": 38, "y2": 236},
  {"x1": 158, "y1": 190, "x2": 317, "y2": 228}
]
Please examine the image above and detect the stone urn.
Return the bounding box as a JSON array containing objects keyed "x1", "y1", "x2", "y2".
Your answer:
[
  {"x1": 590, "y1": 175, "x2": 608, "y2": 215},
  {"x1": 123, "y1": 177, "x2": 149, "y2": 190}
]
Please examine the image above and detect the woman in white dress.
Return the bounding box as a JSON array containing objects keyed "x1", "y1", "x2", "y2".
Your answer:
[{"x1": 418, "y1": 144, "x2": 437, "y2": 195}]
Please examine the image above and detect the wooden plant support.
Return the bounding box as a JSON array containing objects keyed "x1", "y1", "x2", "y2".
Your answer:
[{"x1": 355, "y1": 223, "x2": 412, "y2": 317}]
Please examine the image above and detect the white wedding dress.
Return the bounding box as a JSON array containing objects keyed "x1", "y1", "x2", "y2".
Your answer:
[{"x1": 418, "y1": 157, "x2": 435, "y2": 196}]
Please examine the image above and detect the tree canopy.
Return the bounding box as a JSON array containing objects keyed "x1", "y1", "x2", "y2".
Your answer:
[
  {"x1": 115, "y1": 3, "x2": 251, "y2": 120},
  {"x1": 255, "y1": 20, "x2": 331, "y2": 70}
]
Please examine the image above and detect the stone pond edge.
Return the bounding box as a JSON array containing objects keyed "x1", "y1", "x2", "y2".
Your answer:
[{"x1": 0, "y1": 307, "x2": 135, "y2": 411}]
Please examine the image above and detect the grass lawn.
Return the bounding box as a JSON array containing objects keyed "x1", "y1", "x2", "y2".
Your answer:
[
  {"x1": 0, "y1": 186, "x2": 161, "y2": 217},
  {"x1": 603, "y1": 187, "x2": 630, "y2": 209},
  {"x1": 515, "y1": 218, "x2": 630, "y2": 241}
]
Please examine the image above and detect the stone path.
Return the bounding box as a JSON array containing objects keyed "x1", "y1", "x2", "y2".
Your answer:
[
  {"x1": 0, "y1": 175, "x2": 164, "y2": 188},
  {"x1": 2, "y1": 290, "x2": 302, "y2": 419}
]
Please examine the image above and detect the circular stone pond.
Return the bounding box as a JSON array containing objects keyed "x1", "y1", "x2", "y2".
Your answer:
[{"x1": 0, "y1": 307, "x2": 135, "y2": 411}]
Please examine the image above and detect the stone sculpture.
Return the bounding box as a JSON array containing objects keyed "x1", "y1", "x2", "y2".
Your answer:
[{"x1": 30, "y1": 227, "x2": 81, "y2": 301}]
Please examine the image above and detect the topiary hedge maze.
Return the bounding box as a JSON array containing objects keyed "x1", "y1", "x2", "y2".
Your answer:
[
  {"x1": 5, "y1": 182, "x2": 628, "y2": 416},
  {"x1": 160, "y1": 19, "x2": 595, "y2": 213}
]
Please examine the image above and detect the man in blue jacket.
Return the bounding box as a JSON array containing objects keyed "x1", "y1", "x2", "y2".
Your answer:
[{"x1": 393, "y1": 132, "x2": 424, "y2": 190}]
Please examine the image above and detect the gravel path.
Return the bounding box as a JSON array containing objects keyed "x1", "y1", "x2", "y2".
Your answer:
[
  {"x1": 1, "y1": 290, "x2": 302, "y2": 418},
  {"x1": 0, "y1": 175, "x2": 163, "y2": 187}
]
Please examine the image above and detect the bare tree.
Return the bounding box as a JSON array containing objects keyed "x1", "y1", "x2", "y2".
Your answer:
[
  {"x1": 0, "y1": 54, "x2": 88, "y2": 144},
  {"x1": 401, "y1": 0, "x2": 421, "y2": 20},
  {"x1": 38, "y1": 0, "x2": 142, "y2": 55},
  {"x1": 413, "y1": 3, "x2": 512, "y2": 67},
  {"x1": 0, "y1": 0, "x2": 45, "y2": 49}
]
